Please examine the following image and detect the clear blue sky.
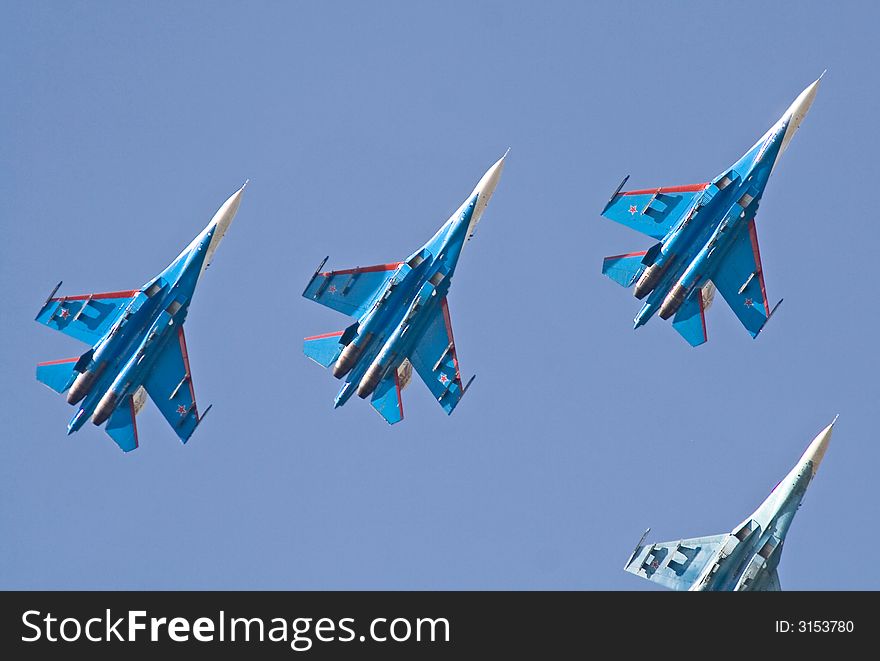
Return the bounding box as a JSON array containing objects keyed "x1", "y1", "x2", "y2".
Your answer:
[{"x1": 1, "y1": 2, "x2": 876, "y2": 590}]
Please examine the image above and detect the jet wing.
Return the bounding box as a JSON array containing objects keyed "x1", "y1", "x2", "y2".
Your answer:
[
  {"x1": 302, "y1": 261, "x2": 402, "y2": 319},
  {"x1": 602, "y1": 182, "x2": 708, "y2": 240},
  {"x1": 624, "y1": 533, "x2": 728, "y2": 591},
  {"x1": 408, "y1": 298, "x2": 471, "y2": 415},
  {"x1": 711, "y1": 220, "x2": 777, "y2": 338},
  {"x1": 142, "y1": 326, "x2": 201, "y2": 442},
  {"x1": 35, "y1": 287, "x2": 139, "y2": 345}
]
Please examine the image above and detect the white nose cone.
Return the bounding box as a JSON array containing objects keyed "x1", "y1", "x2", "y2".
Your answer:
[
  {"x1": 752, "y1": 415, "x2": 837, "y2": 522},
  {"x1": 467, "y1": 149, "x2": 508, "y2": 238},
  {"x1": 798, "y1": 414, "x2": 837, "y2": 477},
  {"x1": 201, "y1": 180, "x2": 247, "y2": 273},
  {"x1": 776, "y1": 72, "x2": 824, "y2": 161}
]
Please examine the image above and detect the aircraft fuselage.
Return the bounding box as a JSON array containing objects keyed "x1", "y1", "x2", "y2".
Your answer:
[
  {"x1": 65, "y1": 228, "x2": 214, "y2": 433},
  {"x1": 333, "y1": 196, "x2": 476, "y2": 406},
  {"x1": 634, "y1": 128, "x2": 781, "y2": 328}
]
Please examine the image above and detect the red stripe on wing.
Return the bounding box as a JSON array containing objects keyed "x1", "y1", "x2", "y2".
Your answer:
[
  {"x1": 698, "y1": 287, "x2": 708, "y2": 343},
  {"x1": 304, "y1": 331, "x2": 345, "y2": 341},
  {"x1": 619, "y1": 183, "x2": 709, "y2": 196},
  {"x1": 440, "y1": 298, "x2": 460, "y2": 382},
  {"x1": 320, "y1": 263, "x2": 402, "y2": 277},
  {"x1": 604, "y1": 251, "x2": 648, "y2": 261},
  {"x1": 177, "y1": 327, "x2": 198, "y2": 419},
  {"x1": 51, "y1": 289, "x2": 139, "y2": 302},
  {"x1": 747, "y1": 220, "x2": 769, "y2": 311},
  {"x1": 129, "y1": 397, "x2": 139, "y2": 449},
  {"x1": 37, "y1": 357, "x2": 79, "y2": 366}
]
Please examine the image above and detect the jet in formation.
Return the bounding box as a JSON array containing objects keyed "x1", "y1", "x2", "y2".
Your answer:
[
  {"x1": 624, "y1": 417, "x2": 837, "y2": 590},
  {"x1": 600, "y1": 74, "x2": 823, "y2": 346},
  {"x1": 34, "y1": 183, "x2": 247, "y2": 451},
  {"x1": 302, "y1": 152, "x2": 507, "y2": 423}
]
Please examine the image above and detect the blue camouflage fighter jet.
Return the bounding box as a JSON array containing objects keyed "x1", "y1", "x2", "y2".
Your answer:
[
  {"x1": 624, "y1": 417, "x2": 837, "y2": 591},
  {"x1": 34, "y1": 183, "x2": 247, "y2": 451},
  {"x1": 600, "y1": 74, "x2": 823, "y2": 346},
  {"x1": 302, "y1": 153, "x2": 507, "y2": 424}
]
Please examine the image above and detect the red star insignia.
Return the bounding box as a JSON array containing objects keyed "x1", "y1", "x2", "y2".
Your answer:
[
  {"x1": 651, "y1": 559, "x2": 660, "y2": 569},
  {"x1": 176, "y1": 404, "x2": 188, "y2": 415},
  {"x1": 59, "y1": 308, "x2": 70, "y2": 319},
  {"x1": 744, "y1": 298, "x2": 754, "y2": 308},
  {"x1": 328, "y1": 285, "x2": 337, "y2": 294},
  {"x1": 628, "y1": 205, "x2": 638, "y2": 215},
  {"x1": 439, "y1": 373, "x2": 449, "y2": 385}
]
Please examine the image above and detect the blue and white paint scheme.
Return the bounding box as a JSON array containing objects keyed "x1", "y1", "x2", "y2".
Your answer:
[
  {"x1": 302, "y1": 152, "x2": 507, "y2": 424},
  {"x1": 34, "y1": 183, "x2": 247, "y2": 452},
  {"x1": 624, "y1": 417, "x2": 837, "y2": 591},
  {"x1": 600, "y1": 74, "x2": 823, "y2": 346}
]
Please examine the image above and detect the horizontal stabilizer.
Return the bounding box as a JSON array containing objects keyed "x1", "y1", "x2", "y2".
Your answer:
[
  {"x1": 371, "y1": 372, "x2": 404, "y2": 425},
  {"x1": 672, "y1": 289, "x2": 708, "y2": 347},
  {"x1": 601, "y1": 252, "x2": 648, "y2": 288},
  {"x1": 105, "y1": 396, "x2": 139, "y2": 452},
  {"x1": 36, "y1": 358, "x2": 79, "y2": 393},
  {"x1": 303, "y1": 332, "x2": 345, "y2": 368}
]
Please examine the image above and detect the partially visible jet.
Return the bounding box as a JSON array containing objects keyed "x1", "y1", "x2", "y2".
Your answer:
[
  {"x1": 34, "y1": 183, "x2": 247, "y2": 451},
  {"x1": 600, "y1": 74, "x2": 823, "y2": 346},
  {"x1": 624, "y1": 417, "x2": 837, "y2": 591},
  {"x1": 301, "y1": 152, "x2": 507, "y2": 424}
]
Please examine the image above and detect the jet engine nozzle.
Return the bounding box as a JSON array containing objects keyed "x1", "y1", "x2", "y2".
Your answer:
[
  {"x1": 357, "y1": 361, "x2": 385, "y2": 399},
  {"x1": 332, "y1": 335, "x2": 371, "y2": 378},
  {"x1": 92, "y1": 390, "x2": 119, "y2": 426},
  {"x1": 67, "y1": 364, "x2": 103, "y2": 405},
  {"x1": 634, "y1": 262, "x2": 667, "y2": 299},
  {"x1": 659, "y1": 283, "x2": 688, "y2": 319}
]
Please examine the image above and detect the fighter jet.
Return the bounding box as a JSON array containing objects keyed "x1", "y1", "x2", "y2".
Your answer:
[
  {"x1": 301, "y1": 152, "x2": 507, "y2": 424},
  {"x1": 600, "y1": 74, "x2": 823, "y2": 346},
  {"x1": 624, "y1": 417, "x2": 837, "y2": 591},
  {"x1": 34, "y1": 183, "x2": 247, "y2": 451}
]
